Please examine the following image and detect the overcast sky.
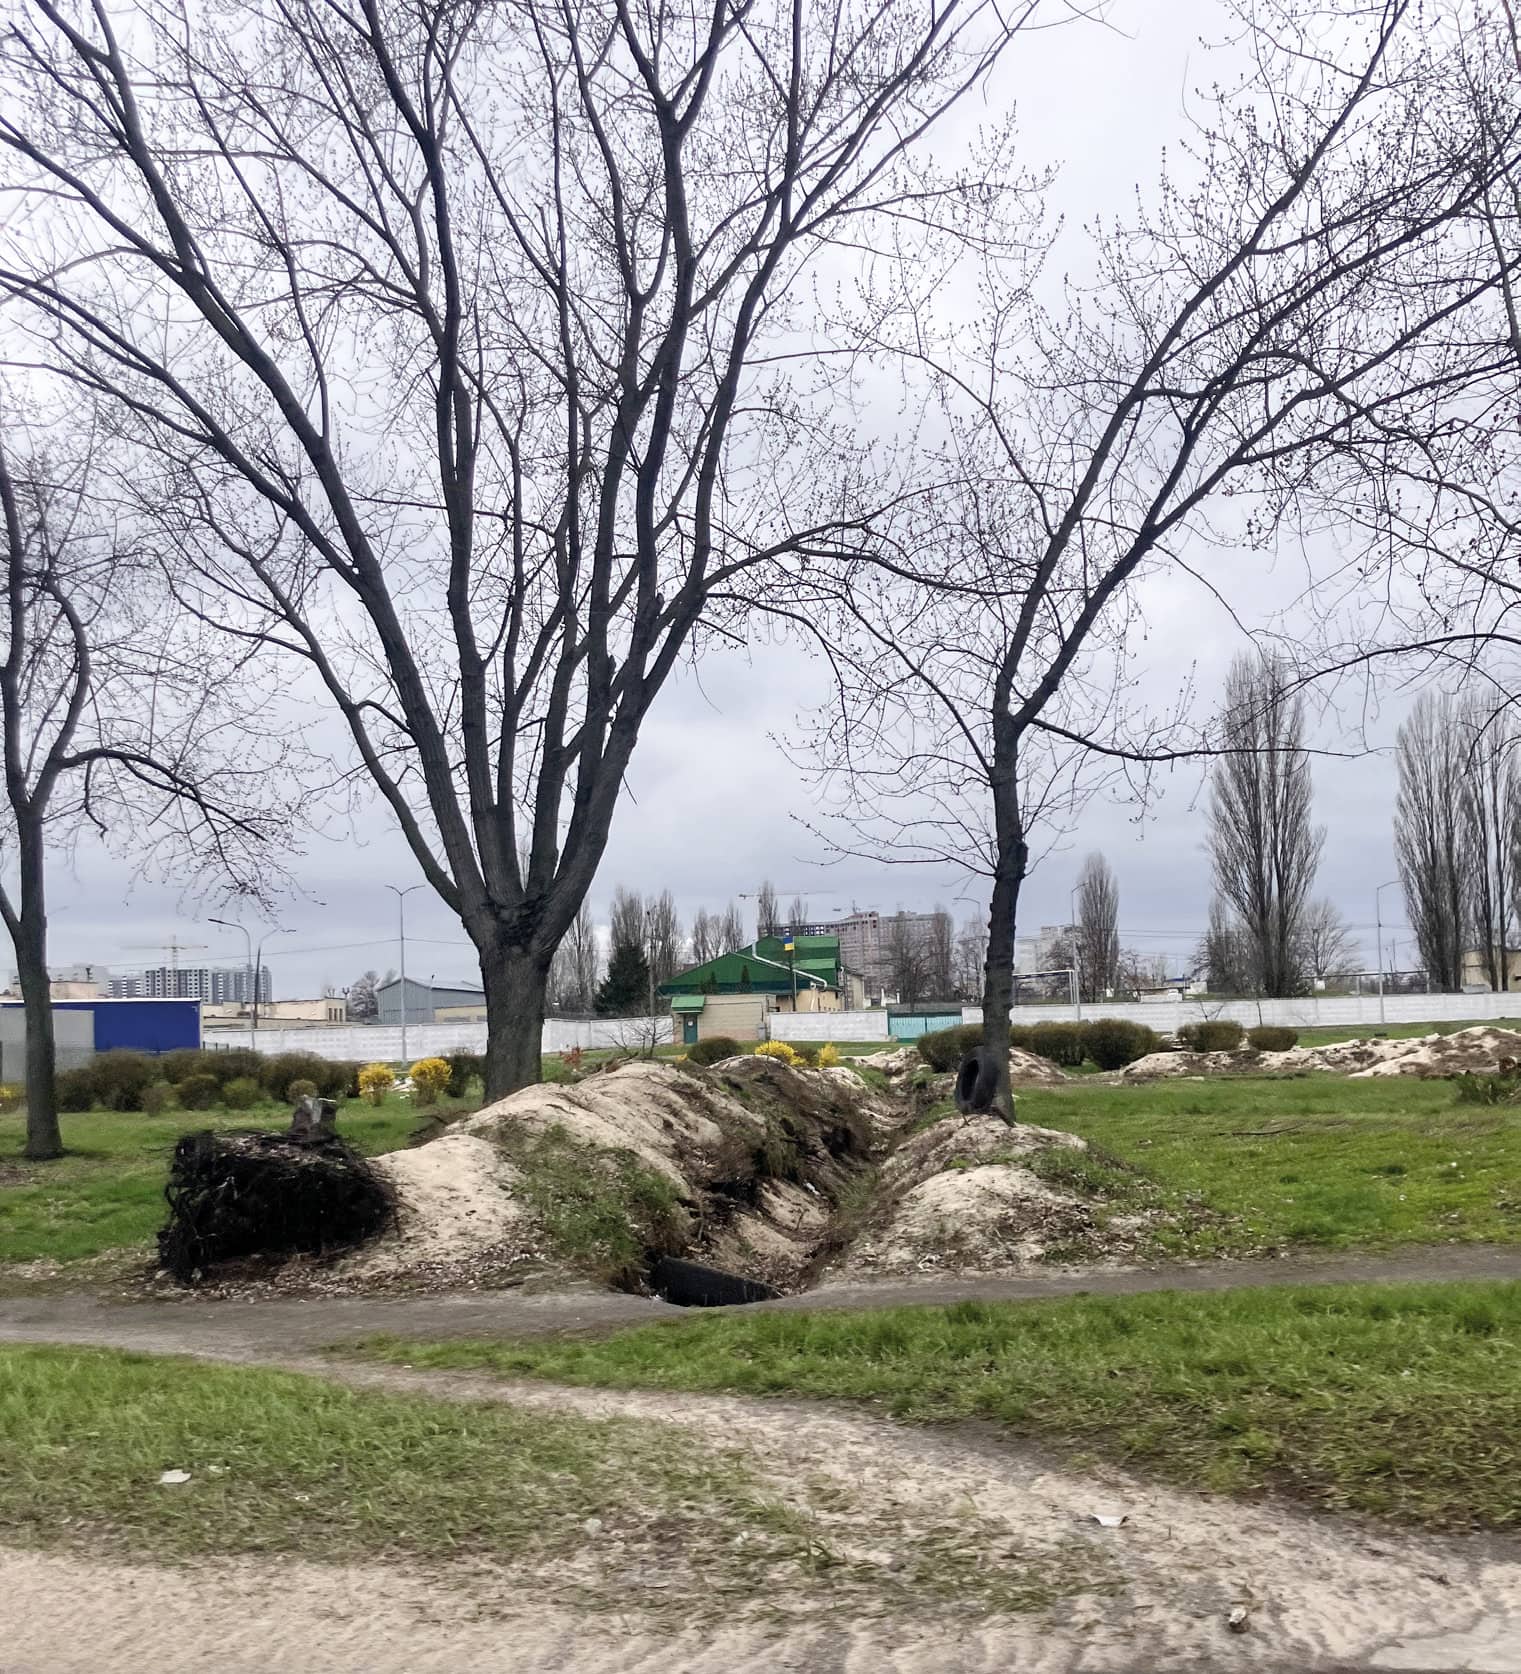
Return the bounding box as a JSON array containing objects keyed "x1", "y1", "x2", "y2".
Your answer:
[{"x1": 28, "y1": 0, "x2": 1424, "y2": 998}]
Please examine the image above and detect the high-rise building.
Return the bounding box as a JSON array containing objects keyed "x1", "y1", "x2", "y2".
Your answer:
[
  {"x1": 111, "y1": 964, "x2": 272, "y2": 1004},
  {"x1": 830, "y1": 909, "x2": 943, "y2": 1001}
]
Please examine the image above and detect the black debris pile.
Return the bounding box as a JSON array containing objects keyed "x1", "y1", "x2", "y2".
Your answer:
[{"x1": 157, "y1": 1126, "x2": 395, "y2": 1286}]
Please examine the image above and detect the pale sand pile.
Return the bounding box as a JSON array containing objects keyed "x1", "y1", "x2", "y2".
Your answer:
[
  {"x1": 349, "y1": 1136, "x2": 539, "y2": 1278},
  {"x1": 9, "y1": 1358, "x2": 1521, "y2": 1673},
  {"x1": 1122, "y1": 1024, "x2": 1521, "y2": 1083},
  {"x1": 842, "y1": 1112, "x2": 1123, "y2": 1276},
  {"x1": 860, "y1": 1044, "x2": 1071, "y2": 1084},
  {"x1": 344, "y1": 1058, "x2": 884, "y2": 1290}
]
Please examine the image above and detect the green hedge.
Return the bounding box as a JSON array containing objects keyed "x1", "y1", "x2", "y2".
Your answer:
[
  {"x1": 915, "y1": 1024, "x2": 982, "y2": 1072},
  {"x1": 1177, "y1": 1019, "x2": 1245, "y2": 1052},
  {"x1": 686, "y1": 1036, "x2": 744, "y2": 1066},
  {"x1": 1080, "y1": 1019, "x2": 1161, "y2": 1069},
  {"x1": 1247, "y1": 1025, "x2": 1299, "y2": 1053}
]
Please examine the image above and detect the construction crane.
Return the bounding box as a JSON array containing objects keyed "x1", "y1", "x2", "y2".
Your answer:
[{"x1": 121, "y1": 936, "x2": 208, "y2": 973}]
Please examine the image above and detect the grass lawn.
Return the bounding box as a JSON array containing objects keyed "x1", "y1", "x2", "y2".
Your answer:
[
  {"x1": 1011, "y1": 1075, "x2": 1521, "y2": 1257},
  {"x1": 0, "y1": 1344, "x2": 1089, "y2": 1614},
  {"x1": 354, "y1": 1278, "x2": 1521, "y2": 1532},
  {"x1": 0, "y1": 1345, "x2": 763, "y2": 1563},
  {"x1": 0, "y1": 1102, "x2": 420, "y2": 1266}
]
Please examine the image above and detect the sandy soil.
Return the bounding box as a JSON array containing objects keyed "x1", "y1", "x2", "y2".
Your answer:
[
  {"x1": 5, "y1": 1354, "x2": 1520, "y2": 1674},
  {"x1": 1123, "y1": 1024, "x2": 1521, "y2": 1084}
]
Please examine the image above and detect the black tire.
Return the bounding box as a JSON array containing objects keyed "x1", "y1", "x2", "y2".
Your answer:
[
  {"x1": 649, "y1": 1255, "x2": 781, "y2": 1308},
  {"x1": 954, "y1": 1046, "x2": 1002, "y2": 1115}
]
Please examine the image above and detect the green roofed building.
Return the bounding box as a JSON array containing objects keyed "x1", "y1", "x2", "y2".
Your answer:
[{"x1": 659, "y1": 934, "x2": 866, "y2": 1045}]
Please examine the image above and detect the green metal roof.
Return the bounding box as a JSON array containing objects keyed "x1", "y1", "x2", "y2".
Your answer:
[
  {"x1": 659, "y1": 934, "x2": 842, "y2": 997},
  {"x1": 669, "y1": 993, "x2": 706, "y2": 1012}
]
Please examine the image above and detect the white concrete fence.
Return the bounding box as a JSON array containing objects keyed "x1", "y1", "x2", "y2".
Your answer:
[
  {"x1": 209, "y1": 989, "x2": 1518, "y2": 1062},
  {"x1": 955, "y1": 989, "x2": 1521, "y2": 1035},
  {"x1": 208, "y1": 1014, "x2": 673, "y2": 1061}
]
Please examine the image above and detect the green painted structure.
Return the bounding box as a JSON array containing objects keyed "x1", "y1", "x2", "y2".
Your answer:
[{"x1": 658, "y1": 934, "x2": 842, "y2": 998}]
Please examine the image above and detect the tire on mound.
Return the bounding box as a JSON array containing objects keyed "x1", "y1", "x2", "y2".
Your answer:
[{"x1": 157, "y1": 1130, "x2": 396, "y2": 1285}]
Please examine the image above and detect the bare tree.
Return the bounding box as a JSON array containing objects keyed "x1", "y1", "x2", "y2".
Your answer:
[
  {"x1": 689, "y1": 908, "x2": 718, "y2": 968},
  {"x1": 886, "y1": 914, "x2": 931, "y2": 1006},
  {"x1": 645, "y1": 890, "x2": 684, "y2": 990},
  {"x1": 1457, "y1": 698, "x2": 1518, "y2": 991},
  {"x1": 0, "y1": 422, "x2": 280, "y2": 1157},
  {"x1": 797, "y1": 1, "x2": 1517, "y2": 1115},
  {"x1": 1207, "y1": 654, "x2": 1324, "y2": 998},
  {"x1": 785, "y1": 895, "x2": 809, "y2": 933},
  {"x1": 1075, "y1": 854, "x2": 1120, "y2": 1003},
  {"x1": 924, "y1": 907, "x2": 956, "y2": 1000},
  {"x1": 954, "y1": 916, "x2": 985, "y2": 1002},
  {"x1": 717, "y1": 902, "x2": 745, "y2": 957},
  {"x1": 1395, "y1": 693, "x2": 1467, "y2": 991},
  {"x1": 548, "y1": 901, "x2": 599, "y2": 1013},
  {"x1": 347, "y1": 970, "x2": 379, "y2": 1021},
  {"x1": 753, "y1": 882, "x2": 781, "y2": 941},
  {"x1": 0, "y1": 0, "x2": 1042, "y2": 1100},
  {"x1": 1196, "y1": 896, "x2": 1258, "y2": 996},
  {"x1": 1296, "y1": 899, "x2": 1360, "y2": 987}
]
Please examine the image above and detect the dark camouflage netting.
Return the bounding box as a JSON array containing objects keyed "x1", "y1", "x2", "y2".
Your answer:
[{"x1": 157, "y1": 1129, "x2": 395, "y2": 1286}]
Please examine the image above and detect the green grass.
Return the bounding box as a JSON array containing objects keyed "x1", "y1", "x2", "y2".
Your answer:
[
  {"x1": 1010, "y1": 1076, "x2": 1521, "y2": 1256},
  {"x1": 491, "y1": 1122, "x2": 688, "y2": 1283},
  {"x1": 354, "y1": 1279, "x2": 1521, "y2": 1531},
  {"x1": 0, "y1": 1345, "x2": 761, "y2": 1564},
  {"x1": 0, "y1": 1345, "x2": 1095, "y2": 1614},
  {"x1": 0, "y1": 1103, "x2": 420, "y2": 1266}
]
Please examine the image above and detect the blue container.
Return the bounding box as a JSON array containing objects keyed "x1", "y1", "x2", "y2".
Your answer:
[{"x1": 53, "y1": 998, "x2": 202, "y2": 1055}]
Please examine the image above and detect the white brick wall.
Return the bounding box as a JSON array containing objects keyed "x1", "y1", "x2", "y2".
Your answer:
[
  {"x1": 209, "y1": 990, "x2": 1520, "y2": 1064},
  {"x1": 767, "y1": 1010, "x2": 891, "y2": 1042},
  {"x1": 210, "y1": 1014, "x2": 672, "y2": 1061},
  {"x1": 959, "y1": 990, "x2": 1521, "y2": 1034}
]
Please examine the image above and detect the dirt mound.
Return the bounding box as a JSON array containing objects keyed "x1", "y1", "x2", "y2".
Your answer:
[
  {"x1": 836, "y1": 1112, "x2": 1147, "y2": 1277},
  {"x1": 1122, "y1": 1024, "x2": 1521, "y2": 1083},
  {"x1": 860, "y1": 1044, "x2": 1068, "y2": 1085},
  {"x1": 1346, "y1": 1025, "x2": 1521, "y2": 1078},
  {"x1": 1008, "y1": 1047, "x2": 1072, "y2": 1084},
  {"x1": 350, "y1": 1058, "x2": 881, "y2": 1293}
]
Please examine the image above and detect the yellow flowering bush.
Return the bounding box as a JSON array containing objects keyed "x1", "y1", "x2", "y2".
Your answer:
[
  {"x1": 357, "y1": 1062, "x2": 395, "y2": 1105},
  {"x1": 754, "y1": 1040, "x2": 797, "y2": 1064},
  {"x1": 817, "y1": 1043, "x2": 841, "y2": 1069},
  {"x1": 409, "y1": 1056, "x2": 451, "y2": 1106},
  {"x1": 0, "y1": 1083, "x2": 21, "y2": 1112}
]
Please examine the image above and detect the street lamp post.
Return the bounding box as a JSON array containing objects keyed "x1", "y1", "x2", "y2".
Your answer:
[
  {"x1": 249, "y1": 929, "x2": 291, "y2": 1029},
  {"x1": 208, "y1": 917, "x2": 252, "y2": 1028},
  {"x1": 1375, "y1": 879, "x2": 1400, "y2": 1025},
  {"x1": 209, "y1": 920, "x2": 288, "y2": 1034},
  {"x1": 386, "y1": 885, "x2": 425, "y2": 1062},
  {"x1": 1069, "y1": 886, "x2": 1082, "y2": 1022}
]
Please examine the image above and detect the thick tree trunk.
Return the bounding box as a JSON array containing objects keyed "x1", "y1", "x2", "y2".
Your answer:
[
  {"x1": 14, "y1": 829, "x2": 60, "y2": 1159},
  {"x1": 479, "y1": 940, "x2": 551, "y2": 1103}
]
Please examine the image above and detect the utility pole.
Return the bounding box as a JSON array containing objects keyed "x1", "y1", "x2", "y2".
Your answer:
[
  {"x1": 208, "y1": 921, "x2": 288, "y2": 1034},
  {"x1": 1375, "y1": 879, "x2": 1399, "y2": 1025},
  {"x1": 1069, "y1": 885, "x2": 1082, "y2": 1022},
  {"x1": 208, "y1": 918, "x2": 251, "y2": 1023},
  {"x1": 386, "y1": 884, "x2": 425, "y2": 1062}
]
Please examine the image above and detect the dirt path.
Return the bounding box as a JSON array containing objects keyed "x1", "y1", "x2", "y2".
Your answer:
[
  {"x1": 3, "y1": 1350, "x2": 1519, "y2": 1674},
  {"x1": 6, "y1": 1249, "x2": 1521, "y2": 1674},
  {"x1": 3, "y1": 1241, "x2": 1521, "y2": 1360}
]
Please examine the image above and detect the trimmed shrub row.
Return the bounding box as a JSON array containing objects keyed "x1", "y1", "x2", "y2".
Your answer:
[
  {"x1": 53, "y1": 1047, "x2": 365, "y2": 1114},
  {"x1": 917, "y1": 1018, "x2": 1162, "y2": 1073}
]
